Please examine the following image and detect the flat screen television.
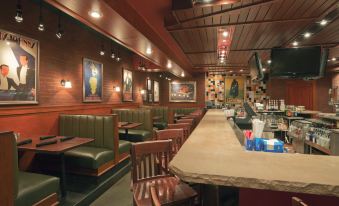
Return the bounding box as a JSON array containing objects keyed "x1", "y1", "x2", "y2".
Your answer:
[
  {"x1": 249, "y1": 52, "x2": 264, "y2": 81},
  {"x1": 270, "y1": 46, "x2": 328, "y2": 79}
]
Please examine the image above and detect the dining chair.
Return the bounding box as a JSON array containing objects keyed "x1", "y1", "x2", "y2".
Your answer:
[
  {"x1": 155, "y1": 129, "x2": 184, "y2": 156},
  {"x1": 176, "y1": 118, "x2": 194, "y2": 131},
  {"x1": 131, "y1": 140, "x2": 197, "y2": 206},
  {"x1": 167, "y1": 123, "x2": 191, "y2": 142},
  {"x1": 292, "y1": 197, "x2": 308, "y2": 206}
]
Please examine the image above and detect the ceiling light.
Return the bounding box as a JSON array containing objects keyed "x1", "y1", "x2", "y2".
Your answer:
[
  {"x1": 116, "y1": 57, "x2": 121, "y2": 62},
  {"x1": 89, "y1": 10, "x2": 102, "y2": 19},
  {"x1": 229, "y1": 70, "x2": 233, "y2": 73},
  {"x1": 332, "y1": 57, "x2": 337, "y2": 61},
  {"x1": 222, "y1": 31, "x2": 229, "y2": 37},
  {"x1": 99, "y1": 41, "x2": 105, "y2": 56},
  {"x1": 181, "y1": 72, "x2": 185, "y2": 77},
  {"x1": 111, "y1": 52, "x2": 115, "y2": 59},
  {"x1": 15, "y1": 0, "x2": 23, "y2": 23},
  {"x1": 292, "y1": 41, "x2": 298, "y2": 46},
  {"x1": 262, "y1": 68, "x2": 266, "y2": 72},
  {"x1": 267, "y1": 60, "x2": 271, "y2": 64},
  {"x1": 304, "y1": 32, "x2": 311, "y2": 38},
  {"x1": 222, "y1": 40, "x2": 226, "y2": 43},
  {"x1": 6, "y1": 41, "x2": 10, "y2": 45},
  {"x1": 240, "y1": 69, "x2": 243, "y2": 72},
  {"x1": 320, "y1": 19, "x2": 328, "y2": 26},
  {"x1": 167, "y1": 61, "x2": 172, "y2": 69},
  {"x1": 146, "y1": 47, "x2": 152, "y2": 55}
]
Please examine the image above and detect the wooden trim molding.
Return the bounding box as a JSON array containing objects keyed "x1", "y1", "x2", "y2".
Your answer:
[{"x1": 33, "y1": 193, "x2": 59, "y2": 206}]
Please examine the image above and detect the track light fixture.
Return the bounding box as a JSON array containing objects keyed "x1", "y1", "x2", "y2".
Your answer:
[
  {"x1": 56, "y1": 14, "x2": 64, "y2": 39},
  {"x1": 38, "y1": 0, "x2": 44, "y2": 31},
  {"x1": 15, "y1": 0, "x2": 23, "y2": 23},
  {"x1": 99, "y1": 41, "x2": 105, "y2": 56},
  {"x1": 116, "y1": 49, "x2": 121, "y2": 62}
]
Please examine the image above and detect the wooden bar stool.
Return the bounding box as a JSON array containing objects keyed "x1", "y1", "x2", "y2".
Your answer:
[
  {"x1": 131, "y1": 140, "x2": 197, "y2": 206},
  {"x1": 155, "y1": 129, "x2": 184, "y2": 156},
  {"x1": 167, "y1": 123, "x2": 191, "y2": 141},
  {"x1": 292, "y1": 197, "x2": 308, "y2": 206}
]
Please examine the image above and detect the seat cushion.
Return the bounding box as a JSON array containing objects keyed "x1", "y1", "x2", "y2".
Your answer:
[
  {"x1": 119, "y1": 140, "x2": 131, "y2": 154},
  {"x1": 153, "y1": 122, "x2": 167, "y2": 130},
  {"x1": 65, "y1": 146, "x2": 114, "y2": 169},
  {"x1": 119, "y1": 129, "x2": 151, "y2": 142},
  {"x1": 16, "y1": 172, "x2": 59, "y2": 206}
]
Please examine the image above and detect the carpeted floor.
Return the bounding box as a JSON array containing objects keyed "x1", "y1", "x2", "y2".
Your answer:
[{"x1": 90, "y1": 172, "x2": 133, "y2": 206}]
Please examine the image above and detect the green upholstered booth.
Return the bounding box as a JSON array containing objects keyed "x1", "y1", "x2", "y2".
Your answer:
[
  {"x1": 0, "y1": 131, "x2": 60, "y2": 206},
  {"x1": 59, "y1": 114, "x2": 131, "y2": 176},
  {"x1": 141, "y1": 106, "x2": 169, "y2": 130},
  {"x1": 112, "y1": 109, "x2": 153, "y2": 142},
  {"x1": 170, "y1": 107, "x2": 199, "y2": 115}
]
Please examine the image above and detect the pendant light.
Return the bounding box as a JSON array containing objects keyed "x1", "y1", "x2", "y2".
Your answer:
[
  {"x1": 15, "y1": 0, "x2": 23, "y2": 23},
  {"x1": 99, "y1": 40, "x2": 105, "y2": 56},
  {"x1": 56, "y1": 14, "x2": 64, "y2": 39},
  {"x1": 37, "y1": 0, "x2": 44, "y2": 31}
]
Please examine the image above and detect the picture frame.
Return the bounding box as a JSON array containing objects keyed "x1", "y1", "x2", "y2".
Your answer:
[
  {"x1": 169, "y1": 81, "x2": 196, "y2": 102},
  {"x1": 83, "y1": 58, "x2": 103, "y2": 102},
  {"x1": 153, "y1": 80, "x2": 159, "y2": 103},
  {"x1": 0, "y1": 29, "x2": 39, "y2": 105},
  {"x1": 147, "y1": 78, "x2": 152, "y2": 103},
  {"x1": 225, "y1": 76, "x2": 245, "y2": 104},
  {"x1": 122, "y1": 68, "x2": 133, "y2": 101}
]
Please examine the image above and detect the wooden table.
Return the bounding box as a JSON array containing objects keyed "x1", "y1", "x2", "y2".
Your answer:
[
  {"x1": 118, "y1": 122, "x2": 142, "y2": 136},
  {"x1": 17, "y1": 136, "x2": 93, "y2": 197}
]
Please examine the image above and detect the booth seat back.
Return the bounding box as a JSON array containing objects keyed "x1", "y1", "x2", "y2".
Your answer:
[
  {"x1": 112, "y1": 109, "x2": 153, "y2": 132},
  {"x1": 171, "y1": 107, "x2": 198, "y2": 115},
  {"x1": 59, "y1": 114, "x2": 118, "y2": 151},
  {"x1": 0, "y1": 131, "x2": 18, "y2": 205},
  {"x1": 141, "y1": 106, "x2": 168, "y2": 123}
]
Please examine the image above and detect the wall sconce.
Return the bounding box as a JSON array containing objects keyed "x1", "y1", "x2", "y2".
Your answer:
[
  {"x1": 61, "y1": 79, "x2": 72, "y2": 88},
  {"x1": 113, "y1": 86, "x2": 121, "y2": 92}
]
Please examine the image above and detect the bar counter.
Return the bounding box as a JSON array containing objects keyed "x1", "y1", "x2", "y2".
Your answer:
[{"x1": 169, "y1": 109, "x2": 339, "y2": 197}]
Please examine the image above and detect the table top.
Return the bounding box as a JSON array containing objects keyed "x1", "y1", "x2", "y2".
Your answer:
[
  {"x1": 169, "y1": 109, "x2": 339, "y2": 197},
  {"x1": 17, "y1": 136, "x2": 93, "y2": 154},
  {"x1": 152, "y1": 116, "x2": 162, "y2": 121},
  {"x1": 118, "y1": 122, "x2": 143, "y2": 129}
]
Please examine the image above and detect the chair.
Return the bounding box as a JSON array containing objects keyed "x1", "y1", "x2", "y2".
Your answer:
[
  {"x1": 292, "y1": 197, "x2": 308, "y2": 206},
  {"x1": 167, "y1": 123, "x2": 191, "y2": 142},
  {"x1": 155, "y1": 129, "x2": 184, "y2": 156},
  {"x1": 131, "y1": 140, "x2": 197, "y2": 206},
  {"x1": 0, "y1": 131, "x2": 60, "y2": 206}
]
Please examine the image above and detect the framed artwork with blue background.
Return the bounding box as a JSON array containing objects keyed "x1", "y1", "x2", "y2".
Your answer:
[{"x1": 83, "y1": 58, "x2": 103, "y2": 102}]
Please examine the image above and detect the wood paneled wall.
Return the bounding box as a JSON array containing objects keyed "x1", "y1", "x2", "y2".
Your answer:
[{"x1": 0, "y1": 0, "x2": 160, "y2": 137}]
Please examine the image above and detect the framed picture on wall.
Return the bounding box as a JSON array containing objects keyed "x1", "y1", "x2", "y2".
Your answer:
[
  {"x1": 169, "y1": 81, "x2": 196, "y2": 102},
  {"x1": 147, "y1": 78, "x2": 152, "y2": 103},
  {"x1": 0, "y1": 29, "x2": 39, "y2": 105},
  {"x1": 83, "y1": 58, "x2": 103, "y2": 102},
  {"x1": 122, "y1": 68, "x2": 133, "y2": 101},
  {"x1": 225, "y1": 76, "x2": 245, "y2": 104},
  {"x1": 153, "y1": 80, "x2": 159, "y2": 102}
]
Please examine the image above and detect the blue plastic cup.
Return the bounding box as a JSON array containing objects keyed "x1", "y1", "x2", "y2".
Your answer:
[
  {"x1": 254, "y1": 137, "x2": 263, "y2": 151},
  {"x1": 246, "y1": 139, "x2": 254, "y2": 151}
]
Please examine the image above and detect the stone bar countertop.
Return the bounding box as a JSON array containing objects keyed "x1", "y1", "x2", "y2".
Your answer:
[{"x1": 169, "y1": 109, "x2": 339, "y2": 197}]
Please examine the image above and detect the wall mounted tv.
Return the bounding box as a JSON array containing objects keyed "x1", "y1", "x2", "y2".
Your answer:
[
  {"x1": 270, "y1": 46, "x2": 328, "y2": 79},
  {"x1": 249, "y1": 52, "x2": 264, "y2": 81}
]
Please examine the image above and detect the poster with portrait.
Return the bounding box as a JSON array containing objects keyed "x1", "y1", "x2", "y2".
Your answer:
[
  {"x1": 147, "y1": 78, "x2": 152, "y2": 103},
  {"x1": 83, "y1": 58, "x2": 103, "y2": 102},
  {"x1": 153, "y1": 80, "x2": 159, "y2": 102},
  {"x1": 169, "y1": 81, "x2": 196, "y2": 102},
  {"x1": 225, "y1": 76, "x2": 245, "y2": 104},
  {"x1": 122, "y1": 68, "x2": 133, "y2": 101},
  {"x1": 0, "y1": 29, "x2": 38, "y2": 104}
]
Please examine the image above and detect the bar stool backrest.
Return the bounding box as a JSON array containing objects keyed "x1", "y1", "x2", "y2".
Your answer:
[
  {"x1": 155, "y1": 129, "x2": 184, "y2": 156},
  {"x1": 167, "y1": 123, "x2": 191, "y2": 141},
  {"x1": 131, "y1": 140, "x2": 172, "y2": 184}
]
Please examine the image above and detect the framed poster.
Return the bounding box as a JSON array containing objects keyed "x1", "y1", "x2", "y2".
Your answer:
[
  {"x1": 146, "y1": 78, "x2": 152, "y2": 103},
  {"x1": 122, "y1": 68, "x2": 133, "y2": 101},
  {"x1": 169, "y1": 81, "x2": 196, "y2": 102},
  {"x1": 153, "y1": 80, "x2": 159, "y2": 102},
  {"x1": 83, "y1": 58, "x2": 103, "y2": 102},
  {"x1": 0, "y1": 29, "x2": 39, "y2": 104},
  {"x1": 225, "y1": 76, "x2": 245, "y2": 104}
]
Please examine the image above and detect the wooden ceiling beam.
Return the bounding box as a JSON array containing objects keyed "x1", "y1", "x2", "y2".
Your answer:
[
  {"x1": 175, "y1": 0, "x2": 278, "y2": 25},
  {"x1": 168, "y1": 17, "x2": 317, "y2": 32}
]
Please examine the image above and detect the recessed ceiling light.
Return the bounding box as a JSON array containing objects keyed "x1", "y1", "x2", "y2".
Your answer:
[
  {"x1": 229, "y1": 70, "x2": 233, "y2": 73},
  {"x1": 222, "y1": 39, "x2": 226, "y2": 43},
  {"x1": 240, "y1": 69, "x2": 243, "y2": 72},
  {"x1": 332, "y1": 57, "x2": 337, "y2": 61},
  {"x1": 262, "y1": 68, "x2": 266, "y2": 72},
  {"x1": 89, "y1": 10, "x2": 103, "y2": 18},
  {"x1": 181, "y1": 72, "x2": 185, "y2": 77},
  {"x1": 146, "y1": 47, "x2": 152, "y2": 55},
  {"x1": 267, "y1": 60, "x2": 271, "y2": 64},
  {"x1": 320, "y1": 19, "x2": 328, "y2": 26},
  {"x1": 292, "y1": 41, "x2": 299, "y2": 46},
  {"x1": 222, "y1": 31, "x2": 229, "y2": 37},
  {"x1": 304, "y1": 32, "x2": 311, "y2": 38}
]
